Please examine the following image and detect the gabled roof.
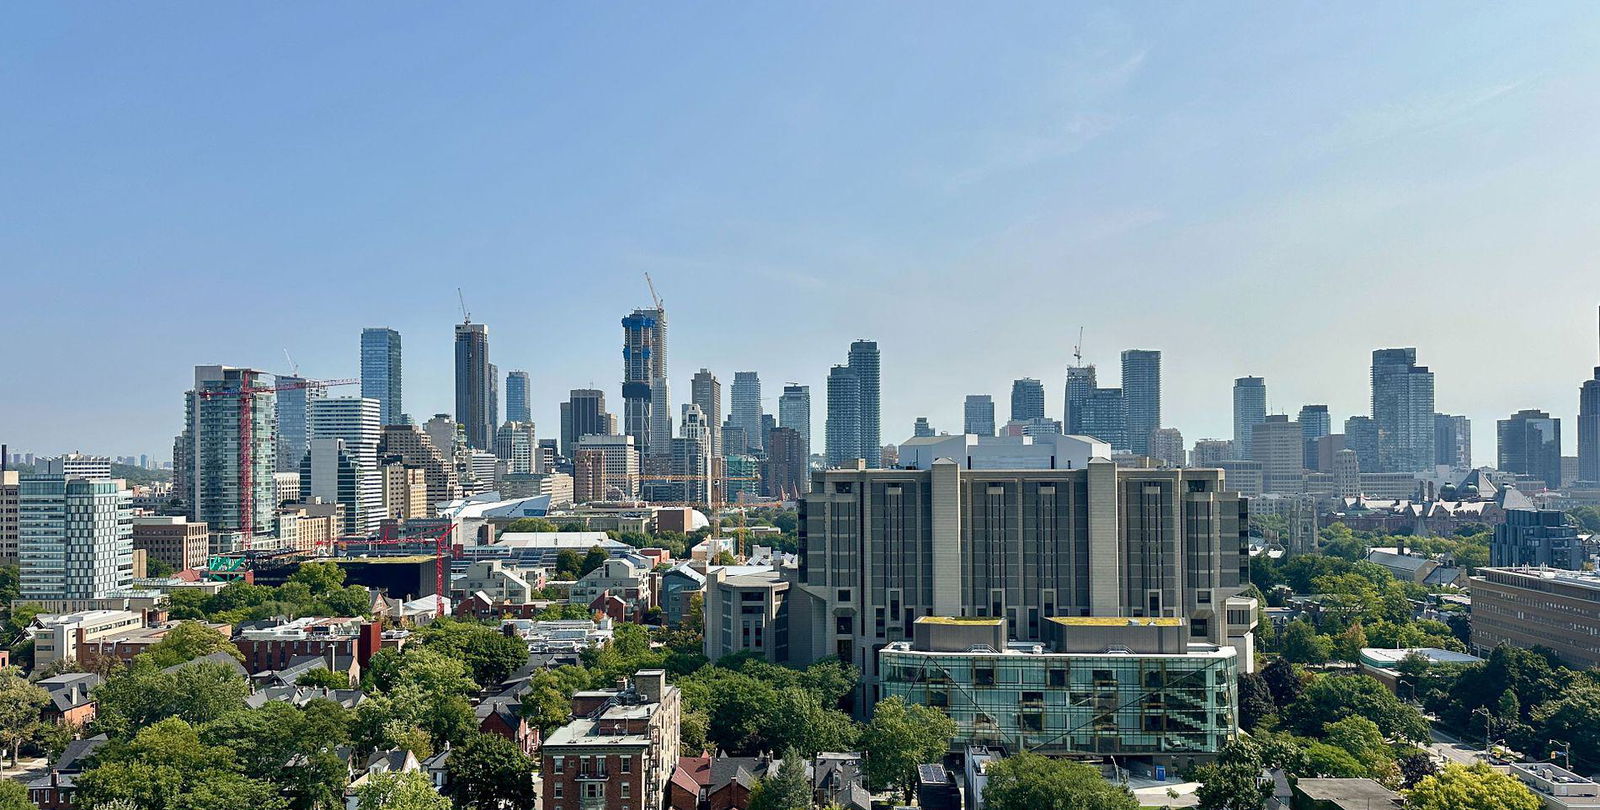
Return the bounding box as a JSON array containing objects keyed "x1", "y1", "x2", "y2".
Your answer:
[
  {"x1": 39, "y1": 673, "x2": 102, "y2": 712},
  {"x1": 162, "y1": 650, "x2": 249, "y2": 677}
]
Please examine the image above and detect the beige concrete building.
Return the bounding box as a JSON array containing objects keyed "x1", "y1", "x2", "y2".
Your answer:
[
  {"x1": 381, "y1": 461, "x2": 429, "y2": 521},
  {"x1": 131, "y1": 516, "x2": 209, "y2": 572},
  {"x1": 574, "y1": 435, "x2": 640, "y2": 502},
  {"x1": 32, "y1": 609, "x2": 146, "y2": 667},
  {"x1": 0, "y1": 470, "x2": 17, "y2": 563},
  {"x1": 378, "y1": 423, "x2": 459, "y2": 510},
  {"x1": 1250, "y1": 415, "x2": 1304, "y2": 494},
  {"x1": 1472, "y1": 567, "x2": 1600, "y2": 669},
  {"x1": 703, "y1": 566, "x2": 789, "y2": 662},
  {"x1": 277, "y1": 502, "x2": 340, "y2": 551}
]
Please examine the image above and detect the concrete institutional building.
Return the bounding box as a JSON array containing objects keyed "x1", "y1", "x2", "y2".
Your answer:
[
  {"x1": 1472, "y1": 567, "x2": 1600, "y2": 670},
  {"x1": 360, "y1": 327, "x2": 403, "y2": 426},
  {"x1": 454, "y1": 321, "x2": 493, "y2": 450}
]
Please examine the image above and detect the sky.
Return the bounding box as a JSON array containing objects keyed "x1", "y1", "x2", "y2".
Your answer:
[{"x1": 4, "y1": 3, "x2": 1600, "y2": 465}]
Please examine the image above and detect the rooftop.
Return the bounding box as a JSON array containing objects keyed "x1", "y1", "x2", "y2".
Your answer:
[
  {"x1": 1046, "y1": 616, "x2": 1183, "y2": 628},
  {"x1": 1359, "y1": 647, "x2": 1482, "y2": 668},
  {"x1": 1295, "y1": 777, "x2": 1401, "y2": 804},
  {"x1": 917, "y1": 616, "x2": 1004, "y2": 626}
]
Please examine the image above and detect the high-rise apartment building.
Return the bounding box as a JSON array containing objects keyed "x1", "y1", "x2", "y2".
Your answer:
[
  {"x1": 1498, "y1": 409, "x2": 1562, "y2": 487},
  {"x1": 574, "y1": 434, "x2": 640, "y2": 502},
  {"x1": 1581, "y1": 368, "x2": 1600, "y2": 486},
  {"x1": 1010, "y1": 378, "x2": 1046, "y2": 422},
  {"x1": 691, "y1": 369, "x2": 723, "y2": 456},
  {"x1": 647, "y1": 376, "x2": 674, "y2": 461},
  {"x1": 1121, "y1": 350, "x2": 1161, "y2": 455},
  {"x1": 1344, "y1": 416, "x2": 1379, "y2": 473},
  {"x1": 1079, "y1": 387, "x2": 1128, "y2": 451},
  {"x1": 622, "y1": 307, "x2": 667, "y2": 453},
  {"x1": 561, "y1": 389, "x2": 609, "y2": 459},
  {"x1": 670, "y1": 405, "x2": 714, "y2": 504},
  {"x1": 763, "y1": 427, "x2": 807, "y2": 501},
  {"x1": 1250, "y1": 415, "x2": 1304, "y2": 494},
  {"x1": 1435, "y1": 414, "x2": 1473, "y2": 470},
  {"x1": 963, "y1": 395, "x2": 996, "y2": 437},
  {"x1": 1063, "y1": 365, "x2": 1097, "y2": 434},
  {"x1": 274, "y1": 376, "x2": 326, "y2": 474},
  {"x1": 778, "y1": 385, "x2": 811, "y2": 465},
  {"x1": 20, "y1": 473, "x2": 133, "y2": 602},
  {"x1": 786, "y1": 459, "x2": 1257, "y2": 704},
  {"x1": 454, "y1": 321, "x2": 493, "y2": 450},
  {"x1": 488, "y1": 363, "x2": 500, "y2": 439},
  {"x1": 1232, "y1": 377, "x2": 1266, "y2": 453},
  {"x1": 1298, "y1": 405, "x2": 1331, "y2": 470},
  {"x1": 304, "y1": 397, "x2": 383, "y2": 535},
  {"x1": 505, "y1": 370, "x2": 531, "y2": 424},
  {"x1": 731, "y1": 372, "x2": 763, "y2": 453},
  {"x1": 182, "y1": 365, "x2": 278, "y2": 549},
  {"x1": 826, "y1": 365, "x2": 861, "y2": 467},
  {"x1": 1371, "y1": 348, "x2": 1436, "y2": 472},
  {"x1": 849, "y1": 340, "x2": 881, "y2": 468},
  {"x1": 910, "y1": 417, "x2": 933, "y2": 438},
  {"x1": 0, "y1": 471, "x2": 17, "y2": 563},
  {"x1": 495, "y1": 421, "x2": 539, "y2": 475},
  {"x1": 378, "y1": 423, "x2": 458, "y2": 510},
  {"x1": 1148, "y1": 427, "x2": 1185, "y2": 467},
  {"x1": 1190, "y1": 439, "x2": 1233, "y2": 467},
  {"x1": 360, "y1": 327, "x2": 403, "y2": 425}
]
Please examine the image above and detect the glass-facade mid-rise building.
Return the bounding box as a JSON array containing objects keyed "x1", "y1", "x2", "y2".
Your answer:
[{"x1": 19, "y1": 475, "x2": 134, "y2": 602}]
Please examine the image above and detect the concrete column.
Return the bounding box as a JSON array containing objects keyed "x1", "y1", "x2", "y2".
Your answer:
[
  {"x1": 931, "y1": 458, "x2": 963, "y2": 617},
  {"x1": 1088, "y1": 458, "x2": 1121, "y2": 615}
]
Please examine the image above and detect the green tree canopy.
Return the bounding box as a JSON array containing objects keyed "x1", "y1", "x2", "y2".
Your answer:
[
  {"x1": 92, "y1": 659, "x2": 250, "y2": 738},
  {"x1": 983, "y1": 751, "x2": 1138, "y2": 810},
  {"x1": 502, "y1": 518, "x2": 558, "y2": 533},
  {"x1": 445, "y1": 732, "x2": 536, "y2": 810},
  {"x1": 1285, "y1": 673, "x2": 1430, "y2": 744},
  {"x1": 0, "y1": 667, "x2": 48, "y2": 765},
  {"x1": 355, "y1": 770, "x2": 451, "y2": 810},
  {"x1": 748, "y1": 748, "x2": 812, "y2": 810},
  {"x1": 1237, "y1": 672, "x2": 1275, "y2": 731},
  {"x1": 1403, "y1": 763, "x2": 1541, "y2": 810},
  {"x1": 860, "y1": 696, "x2": 956, "y2": 801},
  {"x1": 414, "y1": 619, "x2": 529, "y2": 688},
  {"x1": 76, "y1": 717, "x2": 287, "y2": 810},
  {"x1": 139, "y1": 621, "x2": 244, "y2": 668}
]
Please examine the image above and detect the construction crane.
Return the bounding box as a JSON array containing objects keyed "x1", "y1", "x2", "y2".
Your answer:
[
  {"x1": 644, "y1": 272, "x2": 663, "y2": 310},
  {"x1": 458, "y1": 288, "x2": 471, "y2": 324},
  {"x1": 197, "y1": 375, "x2": 357, "y2": 551},
  {"x1": 1073, "y1": 326, "x2": 1085, "y2": 366},
  {"x1": 328, "y1": 521, "x2": 457, "y2": 619}
]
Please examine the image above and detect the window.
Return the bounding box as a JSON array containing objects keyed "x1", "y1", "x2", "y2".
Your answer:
[
  {"x1": 582, "y1": 784, "x2": 604, "y2": 799},
  {"x1": 621, "y1": 783, "x2": 631, "y2": 799},
  {"x1": 553, "y1": 757, "x2": 565, "y2": 772},
  {"x1": 553, "y1": 784, "x2": 563, "y2": 798},
  {"x1": 620, "y1": 757, "x2": 631, "y2": 773},
  {"x1": 1048, "y1": 668, "x2": 1067, "y2": 688},
  {"x1": 1021, "y1": 713, "x2": 1043, "y2": 731},
  {"x1": 975, "y1": 667, "x2": 995, "y2": 686}
]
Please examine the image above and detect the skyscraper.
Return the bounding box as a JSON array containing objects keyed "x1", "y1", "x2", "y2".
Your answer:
[
  {"x1": 1371, "y1": 348, "x2": 1436, "y2": 472},
  {"x1": 1120, "y1": 350, "x2": 1161, "y2": 455},
  {"x1": 848, "y1": 341, "x2": 881, "y2": 467},
  {"x1": 671, "y1": 404, "x2": 713, "y2": 503},
  {"x1": 1344, "y1": 416, "x2": 1379, "y2": 473},
  {"x1": 182, "y1": 365, "x2": 278, "y2": 549},
  {"x1": 691, "y1": 369, "x2": 723, "y2": 456},
  {"x1": 963, "y1": 395, "x2": 996, "y2": 437},
  {"x1": 1232, "y1": 377, "x2": 1266, "y2": 453},
  {"x1": 305, "y1": 397, "x2": 383, "y2": 535},
  {"x1": 1079, "y1": 388, "x2": 1128, "y2": 451},
  {"x1": 561, "y1": 389, "x2": 609, "y2": 459},
  {"x1": 1581, "y1": 308, "x2": 1600, "y2": 485},
  {"x1": 1250, "y1": 414, "x2": 1304, "y2": 494},
  {"x1": 1435, "y1": 413, "x2": 1473, "y2": 470},
  {"x1": 495, "y1": 421, "x2": 539, "y2": 475},
  {"x1": 826, "y1": 365, "x2": 861, "y2": 467},
  {"x1": 1498, "y1": 409, "x2": 1563, "y2": 487},
  {"x1": 622, "y1": 307, "x2": 667, "y2": 452},
  {"x1": 1010, "y1": 378, "x2": 1046, "y2": 422},
  {"x1": 1148, "y1": 428, "x2": 1185, "y2": 467},
  {"x1": 488, "y1": 363, "x2": 500, "y2": 435},
  {"x1": 360, "y1": 327, "x2": 403, "y2": 425},
  {"x1": 19, "y1": 472, "x2": 132, "y2": 601},
  {"x1": 454, "y1": 321, "x2": 492, "y2": 450},
  {"x1": 778, "y1": 385, "x2": 812, "y2": 465},
  {"x1": 763, "y1": 426, "x2": 807, "y2": 501},
  {"x1": 505, "y1": 370, "x2": 531, "y2": 424},
  {"x1": 732, "y1": 372, "x2": 764, "y2": 453},
  {"x1": 274, "y1": 375, "x2": 326, "y2": 473},
  {"x1": 1063, "y1": 365, "x2": 1097, "y2": 434},
  {"x1": 1298, "y1": 405, "x2": 1331, "y2": 470},
  {"x1": 648, "y1": 376, "x2": 675, "y2": 460}
]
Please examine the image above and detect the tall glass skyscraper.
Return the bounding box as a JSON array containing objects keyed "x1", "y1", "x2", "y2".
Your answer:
[
  {"x1": 1120, "y1": 350, "x2": 1161, "y2": 455},
  {"x1": 1581, "y1": 371, "x2": 1600, "y2": 485},
  {"x1": 826, "y1": 365, "x2": 861, "y2": 467},
  {"x1": 779, "y1": 384, "x2": 812, "y2": 461},
  {"x1": 1063, "y1": 365, "x2": 1096, "y2": 434},
  {"x1": 732, "y1": 371, "x2": 764, "y2": 453},
  {"x1": 454, "y1": 321, "x2": 492, "y2": 449},
  {"x1": 1010, "y1": 378, "x2": 1046, "y2": 422},
  {"x1": 1298, "y1": 404, "x2": 1331, "y2": 470},
  {"x1": 622, "y1": 307, "x2": 667, "y2": 453},
  {"x1": 505, "y1": 370, "x2": 530, "y2": 424},
  {"x1": 1371, "y1": 348, "x2": 1435, "y2": 472},
  {"x1": 963, "y1": 394, "x2": 995, "y2": 436},
  {"x1": 1232, "y1": 377, "x2": 1267, "y2": 454},
  {"x1": 1498, "y1": 409, "x2": 1562, "y2": 487},
  {"x1": 848, "y1": 341, "x2": 881, "y2": 467},
  {"x1": 360, "y1": 327, "x2": 403, "y2": 426}
]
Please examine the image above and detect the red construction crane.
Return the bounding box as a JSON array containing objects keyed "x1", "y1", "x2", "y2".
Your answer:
[
  {"x1": 198, "y1": 374, "x2": 357, "y2": 551},
  {"x1": 327, "y1": 521, "x2": 456, "y2": 619}
]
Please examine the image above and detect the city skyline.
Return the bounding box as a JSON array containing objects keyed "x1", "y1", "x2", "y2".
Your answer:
[{"x1": 7, "y1": 4, "x2": 1600, "y2": 464}]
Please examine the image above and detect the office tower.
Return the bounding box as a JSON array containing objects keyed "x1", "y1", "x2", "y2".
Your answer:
[
  {"x1": 825, "y1": 365, "x2": 861, "y2": 467},
  {"x1": 912, "y1": 417, "x2": 934, "y2": 438},
  {"x1": 648, "y1": 377, "x2": 674, "y2": 460},
  {"x1": 1581, "y1": 311, "x2": 1600, "y2": 483},
  {"x1": 1010, "y1": 378, "x2": 1046, "y2": 422},
  {"x1": 561, "y1": 389, "x2": 609, "y2": 459},
  {"x1": 379, "y1": 424, "x2": 459, "y2": 510},
  {"x1": 1333, "y1": 448, "x2": 1361, "y2": 497},
  {"x1": 1120, "y1": 350, "x2": 1161, "y2": 455},
  {"x1": 778, "y1": 385, "x2": 812, "y2": 460},
  {"x1": 763, "y1": 427, "x2": 807, "y2": 501},
  {"x1": 721, "y1": 420, "x2": 749, "y2": 462},
  {"x1": 274, "y1": 375, "x2": 326, "y2": 473},
  {"x1": 1232, "y1": 377, "x2": 1266, "y2": 453},
  {"x1": 495, "y1": 421, "x2": 539, "y2": 475},
  {"x1": 0, "y1": 471, "x2": 17, "y2": 563},
  {"x1": 19, "y1": 473, "x2": 133, "y2": 602},
  {"x1": 848, "y1": 340, "x2": 882, "y2": 467},
  {"x1": 505, "y1": 370, "x2": 531, "y2": 424},
  {"x1": 303, "y1": 397, "x2": 382, "y2": 535},
  {"x1": 1191, "y1": 439, "x2": 1232, "y2": 467},
  {"x1": 181, "y1": 366, "x2": 278, "y2": 548},
  {"x1": 761, "y1": 413, "x2": 777, "y2": 448},
  {"x1": 488, "y1": 363, "x2": 500, "y2": 435},
  {"x1": 731, "y1": 372, "x2": 763, "y2": 453},
  {"x1": 1063, "y1": 365, "x2": 1097, "y2": 434},
  {"x1": 670, "y1": 404, "x2": 713, "y2": 503},
  {"x1": 1498, "y1": 409, "x2": 1563, "y2": 487},
  {"x1": 1251, "y1": 415, "x2": 1304, "y2": 494},
  {"x1": 622, "y1": 307, "x2": 667, "y2": 452},
  {"x1": 691, "y1": 369, "x2": 723, "y2": 456},
  {"x1": 454, "y1": 321, "x2": 492, "y2": 449},
  {"x1": 1435, "y1": 414, "x2": 1473, "y2": 470},
  {"x1": 963, "y1": 395, "x2": 996, "y2": 437},
  {"x1": 1079, "y1": 387, "x2": 1128, "y2": 451},
  {"x1": 1298, "y1": 405, "x2": 1331, "y2": 470},
  {"x1": 574, "y1": 434, "x2": 640, "y2": 502},
  {"x1": 360, "y1": 327, "x2": 403, "y2": 425},
  {"x1": 1371, "y1": 348, "x2": 1436, "y2": 472},
  {"x1": 1148, "y1": 427, "x2": 1185, "y2": 467},
  {"x1": 1344, "y1": 416, "x2": 1379, "y2": 473},
  {"x1": 788, "y1": 461, "x2": 1257, "y2": 700}
]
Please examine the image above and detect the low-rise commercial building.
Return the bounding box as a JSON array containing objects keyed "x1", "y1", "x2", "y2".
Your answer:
[
  {"x1": 31, "y1": 610, "x2": 146, "y2": 667},
  {"x1": 1509, "y1": 762, "x2": 1600, "y2": 810}
]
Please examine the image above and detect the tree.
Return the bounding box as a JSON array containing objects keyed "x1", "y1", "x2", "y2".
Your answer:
[
  {"x1": 1531, "y1": 683, "x2": 1600, "y2": 770},
  {"x1": 1331, "y1": 622, "x2": 1369, "y2": 663},
  {"x1": 749, "y1": 749, "x2": 812, "y2": 810},
  {"x1": 354, "y1": 770, "x2": 451, "y2": 810},
  {"x1": 145, "y1": 557, "x2": 176, "y2": 578},
  {"x1": 139, "y1": 621, "x2": 243, "y2": 668},
  {"x1": 1237, "y1": 672, "x2": 1275, "y2": 731},
  {"x1": 297, "y1": 667, "x2": 353, "y2": 690},
  {"x1": 1193, "y1": 750, "x2": 1271, "y2": 810},
  {"x1": 518, "y1": 669, "x2": 572, "y2": 733},
  {"x1": 1279, "y1": 620, "x2": 1330, "y2": 665},
  {"x1": 578, "y1": 546, "x2": 609, "y2": 577},
  {"x1": 0, "y1": 779, "x2": 31, "y2": 810},
  {"x1": 767, "y1": 687, "x2": 860, "y2": 757},
  {"x1": 982, "y1": 751, "x2": 1138, "y2": 810},
  {"x1": 1285, "y1": 673, "x2": 1430, "y2": 744},
  {"x1": 553, "y1": 550, "x2": 584, "y2": 580},
  {"x1": 1322, "y1": 716, "x2": 1393, "y2": 777},
  {"x1": 502, "y1": 518, "x2": 558, "y2": 533},
  {"x1": 415, "y1": 619, "x2": 529, "y2": 688},
  {"x1": 1397, "y1": 750, "x2": 1439, "y2": 788},
  {"x1": 711, "y1": 550, "x2": 738, "y2": 566},
  {"x1": 860, "y1": 696, "x2": 956, "y2": 801},
  {"x1": 1303, "y1": 742, "x2": 1366, "y2": 778},
  {"x1": 1260, "y1": 658, "x2": 1304, "y2": 709},
  {"x1": 290, "y1": 560, "x2": 347, "y2": 594},
  {"x1": 76, "y1": 717, "x2": 287, "y2": 810},
  {"x1": 1404, "y1": 763, "x2": 1541, "y2": 810},
  {"x1": 0, "y1": 667, "x2": 47, "y2": 765},
  {"x1": 446, "y1": 733, "x2": 536, "y2": 810}
]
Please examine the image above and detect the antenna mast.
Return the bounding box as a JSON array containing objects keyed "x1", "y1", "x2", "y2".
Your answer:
[{"x1": 457, "y1": 288, "x2": 471, "y2": 324}]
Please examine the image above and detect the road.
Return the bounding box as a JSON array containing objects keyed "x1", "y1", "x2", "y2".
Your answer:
[{"x1": 1428, "y1": 725, "x2": 1489, "y2": 767}]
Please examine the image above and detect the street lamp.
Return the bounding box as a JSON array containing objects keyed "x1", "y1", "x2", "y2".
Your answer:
[
  {"x1": 1550, "y1": 739, "x2": 1573, "y2": 770},
  {"x1": 1471, "y1": 707, "x2": 1494, "y2": 757}
]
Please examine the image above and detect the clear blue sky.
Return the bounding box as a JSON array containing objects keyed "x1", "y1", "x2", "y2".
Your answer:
[{"x1": 4, "y1": 3, "x2": 1600, "y2": 464}]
